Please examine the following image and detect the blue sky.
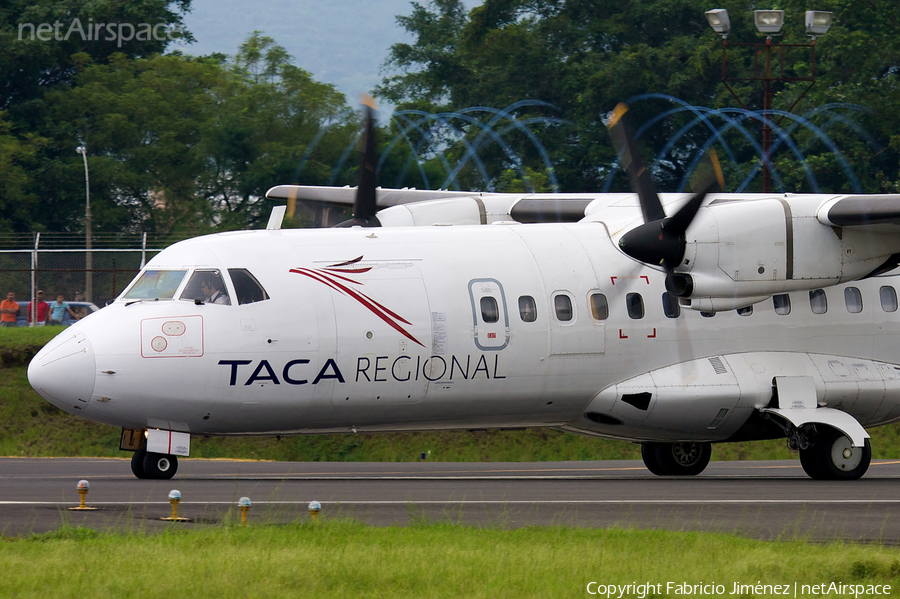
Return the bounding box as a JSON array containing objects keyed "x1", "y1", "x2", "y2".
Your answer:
[{"x1": 171, "y1": 0, "x2": 438, "y2": 110}]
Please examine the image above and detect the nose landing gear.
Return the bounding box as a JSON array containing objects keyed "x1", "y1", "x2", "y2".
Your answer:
[{"x1": 130, "y1": 449, "x2": 178, "y2": 480}]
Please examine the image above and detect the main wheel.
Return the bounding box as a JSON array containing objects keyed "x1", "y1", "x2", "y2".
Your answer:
[
  {"x1": 808, "y1": 429, "x2": 870, "y2": 480},
  {"x1": 654, "y1": 441, "x2": 712, "y2": 476},
  {"x1": 142, "y1": 452, "x2": 178, "y2": 480},
  {"x1": 641, "y1": 443, "x2": 668, "y2": 475},
  {"x1": 131, "y1": 449, "x2": 147, "y2": 479},
  {"x1": 799, "y1": 446, "x2": 826, "y2": 479}
]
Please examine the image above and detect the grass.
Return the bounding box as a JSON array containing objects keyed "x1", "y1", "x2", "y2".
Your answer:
[
  {"x1": 2, "y1": 521, "x2": 900, "y2": 598},
  {"x1": 3, "y1": 326, "x2": 900, "y2": 461}
]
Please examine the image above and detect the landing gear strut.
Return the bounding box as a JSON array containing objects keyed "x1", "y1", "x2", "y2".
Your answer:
[
  {"x1": 799, "y1": 428, "x2": 870, "y2": 480},
  {"x1": 130, "y1": 449, "x2": 178, "y2": 480},
  {"x1": 641, "y1": 441, "x2": 712, "y2": 476}
]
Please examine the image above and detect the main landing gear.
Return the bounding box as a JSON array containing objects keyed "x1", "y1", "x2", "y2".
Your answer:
[
  {"x1": 641, "y1": 441, "x2": 712, "y2": 476},
  {"x1": 130, "y1": 449, "x2": 178, "y2": 480},
  {"x1": 798, "y1": 428, "x2": 871, "y2": 480}
]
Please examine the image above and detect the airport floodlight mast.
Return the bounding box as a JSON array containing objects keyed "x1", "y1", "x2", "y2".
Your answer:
[
  {"x1": 76, "y1": 145, "x2": 92, "y2": 303},
  {"x1": 705, "y1": 9, "x2": 833, "y2": 193}
]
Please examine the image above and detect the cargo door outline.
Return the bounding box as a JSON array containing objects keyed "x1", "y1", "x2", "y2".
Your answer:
[{"x1": 468, "y1": 278, "x2": 509, "y2": 351}]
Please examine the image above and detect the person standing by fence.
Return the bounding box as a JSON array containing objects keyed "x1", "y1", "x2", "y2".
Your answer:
[
  {"x1": 49, "y1": 295, "x2": 79, "y2": 326},
  {"x1": 1, "y1": 292, "x2": 19, "y2": 327},
  {"x1": 26, "y1": 291, "x2": 50, "y2": 326}
]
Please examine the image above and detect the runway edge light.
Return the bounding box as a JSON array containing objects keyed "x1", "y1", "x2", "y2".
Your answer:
[
  {"x1": 69, "y1": 479, "x2": 98, "y2": 511},
  {"x1": 161, "y1": 489, "x2": 190, "y2": 522},
  {"x1": 238, "y1": 496, "x2": 251, "y2": 526},
  {"x1": 308, "y1": 500, "x2": 321, "y2": 523}
]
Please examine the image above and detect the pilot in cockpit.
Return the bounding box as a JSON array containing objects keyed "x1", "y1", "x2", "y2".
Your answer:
[
  {"x1": 201, "y1": 275, "x2": 231, "y2": 305},
  {"x1": 178, "y1": 269, "x2": 232, "y2": 305}
]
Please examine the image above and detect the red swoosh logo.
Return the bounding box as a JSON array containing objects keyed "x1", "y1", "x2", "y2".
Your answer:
[{"x1": 290, "y1": 258, "x2": 424, "y2": 347}]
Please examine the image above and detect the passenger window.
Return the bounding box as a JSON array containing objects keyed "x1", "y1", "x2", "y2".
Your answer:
[
  {"x1": 881, "y1": 286, "x2": 898, "y2": 313},
  {"x1": 809, "y1": 289, "x2": 827, "y2": 314},
  {"x1": 844, "y1": 287, "x2": 863, "y2": 314},
  {"x1": 661, "y1": 293, "x2": 680, "y2": 318},
  {"x1": 229, "y1": 269, "x2": 270, "y2": 305},
  {"x1": 554, "y1": 294, "x2": 573, "y2": 321},
  {"x1": 589, "y1": 293, "x2": 609, "y2": 320},
  {"x1": 179, "y1": 270, "x2": 231, "y2": 305},
  {"x1": 518, "y1": 296, "x2": 537, "y2": 322},
  {"x1": 773, "y1": 294, "x2": 791, "y2": 315},
  {"x1": 626, "y1": 293, "x2": 644, "y2": 319},
  {"x1": 737, "y1": 305, "x2": 753, "y2": 316},
  {"x1": 481, "y1": 296, "x2": 499, "y2": 323}
]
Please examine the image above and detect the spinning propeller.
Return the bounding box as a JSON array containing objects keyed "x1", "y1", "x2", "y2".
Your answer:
[
  {"x1": 336, "y1": 95, "x2": 381, "y2": 228},
  {"x1": 608, "y1": 103, "x2": 723, "y2": 292}
]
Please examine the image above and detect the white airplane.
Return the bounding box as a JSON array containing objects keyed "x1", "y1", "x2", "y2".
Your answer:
[{"x1": 27, "y1": 104, "x2": 900, "y2": 481}]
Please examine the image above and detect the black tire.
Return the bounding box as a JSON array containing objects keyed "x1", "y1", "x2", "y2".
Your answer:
[
  {"x1": 131, "y1": 449, "x2": 147, "y2": 479},
  {"x1": 799, "y1": 446, "x2": 826, "y2": 479},
  {"x1": 654, "y1": 441, "x2": 712, "y2": 476},
  {"x1": 142, "y1": 452, "x2": 178, "y2": 480},
  {"x1": 810, "y1": 429, "x2": 871, "y2": 480},
  {"x1": 641, "y1": 443, "x2": 668, "y2": 476}
]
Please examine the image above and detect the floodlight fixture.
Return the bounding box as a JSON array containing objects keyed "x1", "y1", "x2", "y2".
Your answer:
[
  {"x1": 805, "y1": 11, "x2": 832, "y2": 36},
  {"x1": 705, "y1": 9, "x2": 731, "y2": 35},
  {"x1": 754, "y1": 10, "x2": 784, "y2": 35}
]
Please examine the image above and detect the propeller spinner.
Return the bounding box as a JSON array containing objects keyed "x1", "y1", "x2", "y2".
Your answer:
[{"x1": 607, "y1": 103, "x2": 723, "y2": 290}]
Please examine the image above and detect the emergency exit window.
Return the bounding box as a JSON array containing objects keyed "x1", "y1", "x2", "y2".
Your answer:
[
  {"x1": 480, "y1": 296, "x2": 499, "y2": 323},
  {"x1": 626, "y1": 293, "x2": 644, "y2": 319}
]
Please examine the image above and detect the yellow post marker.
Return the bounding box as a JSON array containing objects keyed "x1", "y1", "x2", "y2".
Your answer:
[
  {"x1": 68, "y1": 479, "x2": 98, "y2": 511},
  {"x1": 308, "y1": 500, "x2": 321, "y2": 523},
  {"x1": 238, "y1": 496, "x2": 251, "y2": 526},
  {"x1": 160, "y1": 489, "x2": 190, "y2": 522}
]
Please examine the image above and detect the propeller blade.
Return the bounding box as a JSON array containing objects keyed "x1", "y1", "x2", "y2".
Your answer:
[
  {"x1": 336, "y1": 95, "x2": 380, "y2": 228},
  {"x1": 612, "y1": 103, "x2": 725, "y2": 273},
  {"x1": 607, "y1": 103, "x2": 665, "y2": 223}
]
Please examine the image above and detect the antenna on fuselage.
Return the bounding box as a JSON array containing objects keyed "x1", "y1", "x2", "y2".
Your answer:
[{"x1": 266, "y1": 205, "x2": 287, "y2": 230}]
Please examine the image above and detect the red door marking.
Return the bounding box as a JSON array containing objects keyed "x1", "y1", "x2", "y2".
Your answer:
[
  {"x1": 619, "y1": 329, "x2": 628, "y2": 339},
  {"x1": 647, "y1": 328, "x2": 657, "y2": 338}
]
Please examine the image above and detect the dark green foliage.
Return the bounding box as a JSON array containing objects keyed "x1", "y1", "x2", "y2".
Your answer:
[{"x1": 378, "y1": 0, "x2": 900, "y2": 194}]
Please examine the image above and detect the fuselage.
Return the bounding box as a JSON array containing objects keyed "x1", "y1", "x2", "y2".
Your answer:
[{"x1": 27, "y1": 220, "x2": 900, "y2": 444}]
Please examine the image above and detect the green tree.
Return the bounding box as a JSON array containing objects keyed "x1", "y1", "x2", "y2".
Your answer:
[
  {"x1": 378, "y1": 0, "x2": 900, "y2": 194},
  {"x1": 37, "y1": 35, "x2": 355, "y2": 236}
]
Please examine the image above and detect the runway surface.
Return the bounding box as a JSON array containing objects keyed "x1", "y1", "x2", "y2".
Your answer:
[{"x1": 3, "y1": 457, "x2": 900, "y2": 541}]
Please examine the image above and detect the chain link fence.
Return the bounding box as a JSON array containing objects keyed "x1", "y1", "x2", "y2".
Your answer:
[{"x1": 0, "y1": 233, "x2": 169, "y2": 316}]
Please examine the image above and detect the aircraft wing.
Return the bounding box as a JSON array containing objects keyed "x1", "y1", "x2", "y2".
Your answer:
[
  {"x1": 265, "y1": 185, "x2": 482, "y2": 209},
  {"x1": 818, "y1": 195, "x2": 900, "y2": 226}
]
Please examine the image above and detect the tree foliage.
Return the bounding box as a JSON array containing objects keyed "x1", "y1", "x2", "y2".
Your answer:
[
  {"x1": 1, "y1": 0, "x2": 356, "y2": 236},
  {"x1": 378, "y1": 0, "x2": 900, "y2": 194}
]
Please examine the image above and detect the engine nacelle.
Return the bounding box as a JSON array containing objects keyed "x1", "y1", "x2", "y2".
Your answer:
[{"x1": 668, "y1": 196, "x2": 900, "y2": 302}]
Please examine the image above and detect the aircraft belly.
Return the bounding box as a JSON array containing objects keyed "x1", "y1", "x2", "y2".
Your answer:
[{"x1": 564, "y1": 351, "x2": 900, "y2": 443}]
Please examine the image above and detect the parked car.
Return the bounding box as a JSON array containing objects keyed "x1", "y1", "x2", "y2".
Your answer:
[{"x1": 16, "y1": 301, "x2": 101, "y2": 327}]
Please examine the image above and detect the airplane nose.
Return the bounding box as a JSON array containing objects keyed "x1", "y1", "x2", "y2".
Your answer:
[{"x1": 28, "y1": 330, "x2": 96, "y2": 414}]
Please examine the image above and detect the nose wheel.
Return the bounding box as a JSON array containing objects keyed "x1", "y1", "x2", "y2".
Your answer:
[{"x1": 130, "y1": 449, "x2": 178, "y2": 479}]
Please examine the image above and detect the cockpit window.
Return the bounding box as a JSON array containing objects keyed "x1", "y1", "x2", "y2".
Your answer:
[
  {"x1": 180, "y1": 270, "x2": 231, "y2": 305},
  {"x1": 229, "y1": 269, "x2": 270, "y2": 305},
  {"x1": 122, "y1": 269, "x2": 187, "y2": 300}
]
